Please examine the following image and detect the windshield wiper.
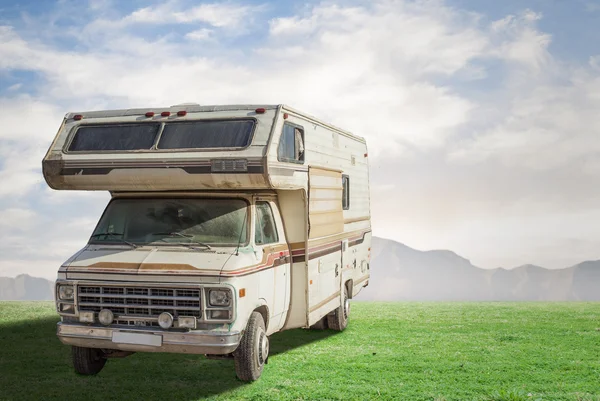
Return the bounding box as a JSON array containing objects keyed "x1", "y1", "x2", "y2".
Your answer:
[
  {"x1": 151, "y1": 232, "x2": 212, "y2": 250},
  {"x1": 90, "y1": 232, "x2": 138, "y2": 248}
]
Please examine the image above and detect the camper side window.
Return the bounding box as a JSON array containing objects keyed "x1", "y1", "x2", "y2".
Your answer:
[
  {"x1": 342, "y1": 175, "x2": 350, "y2": 210},
  {"x1": 278, "y1": 123, "x2": 304, "y2": 164},
  {"x1": 255, "y1": 202, "x2": 279, "y2": 245}
]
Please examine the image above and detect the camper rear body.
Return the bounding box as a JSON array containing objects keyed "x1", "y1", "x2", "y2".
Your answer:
[{"x1": 43, "y1": 104, "x2": 371, "y2": 381}]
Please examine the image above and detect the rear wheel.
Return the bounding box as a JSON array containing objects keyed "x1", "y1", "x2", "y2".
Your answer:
[
  {"x1": 72, "y1": 346, "x2": 106, "y2": 375},
  {"x1": 309, "y1": 316, "x2": 328, "y2": 330},
  {"x1": 234, "y1": 311, "x2": 269, "y2": 381},
  {"x1": 327, "y1": 285, "x2": 349, "y2": 331}
]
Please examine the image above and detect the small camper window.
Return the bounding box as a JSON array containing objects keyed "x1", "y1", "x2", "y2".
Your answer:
[
  {"x1": 342, "y1": 175, "x2": 350, "y2": 210},
  {"x1": 278, "y1": 123, "x2": 304, "y2": 164},
  {"x1": 255, "y1": 202, "x2": 279, "y2": 245},
  {"x1": 158, "y1": 120, "x2": 255, "y2": 149},
  {"x1": 68, "y1": 124, "x2": 160, "y2": 152}
]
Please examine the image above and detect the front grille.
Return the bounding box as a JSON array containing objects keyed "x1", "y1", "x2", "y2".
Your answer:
[{"x1": 77, "y1": 285, "x2": 201, "y2": 318}]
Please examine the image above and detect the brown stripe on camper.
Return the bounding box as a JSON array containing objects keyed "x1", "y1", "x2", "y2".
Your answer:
[
  {"x1": 344, "y1": 216, "x2": 371, "y2": 224},
  {"x1": 290, "y1": 229, "x2": 370, "y2": 263},
  {"x1": 71, "y1": 230, "x2": 370, "y2": 277},
  {"x1": 309, "y1": 291, "x2": 341, "y2": 313}
]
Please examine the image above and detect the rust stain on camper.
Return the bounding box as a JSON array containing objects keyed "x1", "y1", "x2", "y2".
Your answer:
[
  {"x1": 89, "y1": 262, "x2": 200, "y2": 271},
  {"x1": 139, "y1": 263, "x2": 199, "y2": 271}
]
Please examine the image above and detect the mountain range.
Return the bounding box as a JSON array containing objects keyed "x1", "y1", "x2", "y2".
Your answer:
[
  {"x1": 359, "y1": 237, "x2": 600, "y2": 301},
  {"x1": 0, "y1": 236, "x2": 598, "y2": 301}
]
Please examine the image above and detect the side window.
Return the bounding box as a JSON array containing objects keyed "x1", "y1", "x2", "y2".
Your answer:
[
  {"x1": 277, "y1": 123, "x2": 305, "y2": 164},
  {"x1": 342, "y1": 175, "x2": 350, "y2": 210},
  {"x1": 255, "y1": 202, "x2": 279, "y2": 245}
]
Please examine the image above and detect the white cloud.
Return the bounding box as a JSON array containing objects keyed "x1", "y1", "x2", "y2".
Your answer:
[
  {"x1": 185, "y1": 28, "x2": 213, "y2": 41},
  {"x1": 448, "y1": 63, "x2": 600, "y2": 171},
  {"x1": 124, "y1": 1, "x2": 260, "y2": 28},
  {"x1": 489, "y1": 10, "x2": 552, "y2": 71},
  {"x1": 0, "y1": 208, "x2": 37, "y2": 229}
]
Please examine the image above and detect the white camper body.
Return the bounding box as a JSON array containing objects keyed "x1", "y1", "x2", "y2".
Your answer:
[{"x1": 44, "y1": 104, "x2": 371, "y2": 381}]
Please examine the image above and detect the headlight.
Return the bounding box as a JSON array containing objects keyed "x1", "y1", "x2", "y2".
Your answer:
[
  {"x1": 59, "y1": 303, "x2": 75, "y2": 314},
  {"x1": 158, "y1": 312, "x2": 174, "y2": 329},
  {"x1": 98, "y1": 309, "x2": 114, "y2": 325},
  {"x1": 58, "y1": 285, "x2": 74, "y2": 300},
  {"x1": 209, "y1": 290, "x2": 231, "y2": 306}
]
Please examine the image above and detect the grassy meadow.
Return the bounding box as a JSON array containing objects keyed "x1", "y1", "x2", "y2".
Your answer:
[{"x1": 0, "y1": 302, "x2": 598, "y2": 401}]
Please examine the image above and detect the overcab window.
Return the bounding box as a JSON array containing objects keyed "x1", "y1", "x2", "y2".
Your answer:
[
  {"x1": 68, "y1": 124, "x2": 160, "y2": 152},
  {"x1": 158, "y1": 120, "x2": 255, "y2": 149},
  {"x1": 67, "y1": 119, "x2": 255, "y2": 152},
  {"x1": 278, "y1": 123, "x2": 305, "y2": 163}
]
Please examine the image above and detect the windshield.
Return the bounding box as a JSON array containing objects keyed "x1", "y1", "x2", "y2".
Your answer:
[{"x1": 90, "y1": 198, "x2": 248, "y2": 247}]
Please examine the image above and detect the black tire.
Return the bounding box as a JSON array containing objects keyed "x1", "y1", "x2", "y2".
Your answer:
[
  {"x1": 234, "y1": 311, "x2": 268, "y2": 382},
  {"x1": 72, "y1": 346, "x2": 107, "y2": 375},
  {"x1": 309, "y1": 316, "x2": 328, "y2": 330},
  {"x1": 327, "y1": 285, "x2": 349, "y2": 331}
]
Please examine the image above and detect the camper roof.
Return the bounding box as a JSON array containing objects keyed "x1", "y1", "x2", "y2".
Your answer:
[{"x1": 64, "y1": 104, "x2": 280, "y2": 120}]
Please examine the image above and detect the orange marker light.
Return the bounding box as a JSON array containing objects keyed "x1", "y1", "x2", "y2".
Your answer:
[{"x1": 239, "y1": 288, "x2": 246, "y2": 298}]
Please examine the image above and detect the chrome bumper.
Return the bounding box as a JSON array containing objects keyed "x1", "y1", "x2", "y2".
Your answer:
[{"x1": 57, "y1": 323, "x2": 241, "y2": 355}]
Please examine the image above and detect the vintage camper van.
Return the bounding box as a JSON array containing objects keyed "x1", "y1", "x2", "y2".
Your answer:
[{"x1": 42, "y1": 104, "x2": 371, "y2": 381}]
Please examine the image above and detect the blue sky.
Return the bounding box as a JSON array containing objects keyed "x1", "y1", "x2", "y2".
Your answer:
[{"x1": 1, "y1": 0, "x2": 600, "y2": 278}]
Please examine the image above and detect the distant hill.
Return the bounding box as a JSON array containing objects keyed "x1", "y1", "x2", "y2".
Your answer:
[
  {"x1": 0, "y1": 274, "x2": 54, "y2": 301},
  {"x1": 1, "y1": 238, "x2": 598, "y2": 301},
  {"x1": 359, "y1": 237, "x2": 600, "y2": 301}
]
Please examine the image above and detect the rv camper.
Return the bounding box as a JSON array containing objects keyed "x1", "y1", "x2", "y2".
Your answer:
[{"x1": 42, "y1": 104, "x2": 371, "y2": 381}]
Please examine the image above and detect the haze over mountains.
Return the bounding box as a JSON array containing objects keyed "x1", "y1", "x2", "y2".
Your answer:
[
  {"x1": 359, "y1": 237, "x2": 600, "y2": 301},
  {"x1": 0, "y1": 274, "x2": 55, "y2": 301},
  {"x1": 1, "y1": 236, "x2": 598, "y2": 301}
]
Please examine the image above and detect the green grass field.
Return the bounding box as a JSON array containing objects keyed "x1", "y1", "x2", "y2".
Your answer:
[{"x1": 0, "y1": 302, "x2": 598, "y2": 401}]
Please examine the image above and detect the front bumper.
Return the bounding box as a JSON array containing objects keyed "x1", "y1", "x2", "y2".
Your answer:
[{"x1": 57, "y1": 323, "x2": 241, "y2": 355}]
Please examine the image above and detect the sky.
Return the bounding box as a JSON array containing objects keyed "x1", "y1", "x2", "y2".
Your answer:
[{"x1": 1, "y1": 0, "x2": 600, "y2": 279}]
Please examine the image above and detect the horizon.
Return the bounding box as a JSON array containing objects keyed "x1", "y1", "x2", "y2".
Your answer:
[
  {"x1": 2, "y1": 235, "x2": 598, "y2": 281},
  {"x1": 1, "y1": 0, "x2": 600, "y2": 278}
]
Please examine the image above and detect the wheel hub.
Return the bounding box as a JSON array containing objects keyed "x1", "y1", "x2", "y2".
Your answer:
[
  {"x1": 258, "y1": 332, "x2": 269, "y2": 365},
  {"x1": 344, "y1": 297, "x2": 350, "y2": 320}
]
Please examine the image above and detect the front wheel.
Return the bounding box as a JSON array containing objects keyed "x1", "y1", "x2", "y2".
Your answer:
[
  {"x1": 72, "y1": 346, "x2": 106, "y2": 375},
  {"x1": 234, "y1": 311, "x2": 269, "y2": 381},
  {"x1": 327, "y1": 285, "x2": 349, "y2": 331}
]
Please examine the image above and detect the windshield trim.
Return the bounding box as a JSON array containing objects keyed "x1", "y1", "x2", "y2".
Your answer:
[
  {"x1": 88, "y1": 197, "x2": 251, "y2": 248},
  {"x1": 63, "y1": 117, "x2": 257, "y2": 154}
]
